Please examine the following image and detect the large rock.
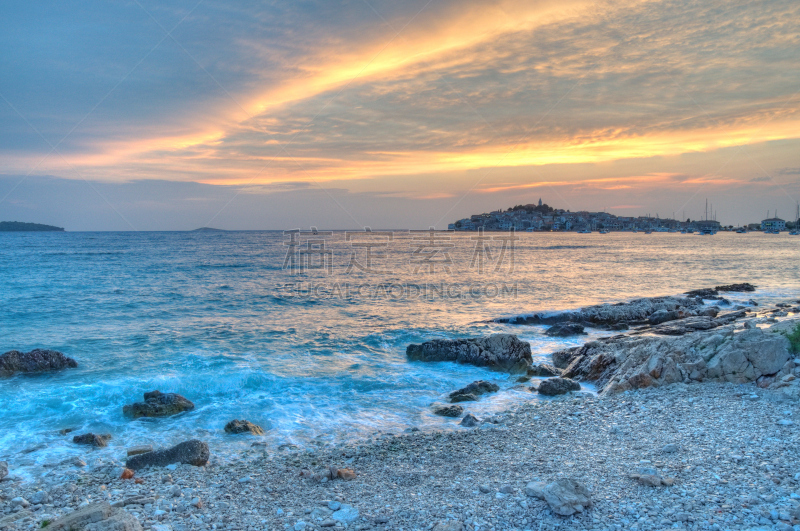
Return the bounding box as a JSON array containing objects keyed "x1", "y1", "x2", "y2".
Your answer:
[
  {"x1": 224, "y1": 419, "x2": 265, "y2": 435},
  {"x1": 537, "y1": 377, "x2": 581, "y2": 396},
  {"x1": 0, "y1": 349, "x2": 77, "y2": 377},
  {"x1": 407, "y1": 334, "x2": 532, "y2": 373},
  {"x1": 123, "y1": 390, "x2": 195, "y2": 418},
  {"x1": 557, "y1": 319, "x2": 794, "y2": 394},
  {"x1": 125, "y1": 440, "x2": 209, "y2": 470},
  {"x1": 47, "y1": 502, "x2": 142, "y2": 531},
  {"x1": 448, "y1": 380, "x2": 499, "y2": 402},
  {"x1": 545, "y1": 323, "x2": 586, "y2": 336},
  {"x1": 496, "y1": 295, "x2": 704, "y2": 329},
  {"x1": 542, "y1": 478, "x2": 592, "y2": 516}
]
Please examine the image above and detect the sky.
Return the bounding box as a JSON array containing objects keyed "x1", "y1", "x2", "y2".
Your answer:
[{"x1": 1, "y1": 0, "x2": 799, "y2": 230}]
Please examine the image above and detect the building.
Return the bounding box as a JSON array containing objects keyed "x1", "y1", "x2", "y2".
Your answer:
[{"x1": 761, "y1": 217, "x2": 785, "y2": 231}]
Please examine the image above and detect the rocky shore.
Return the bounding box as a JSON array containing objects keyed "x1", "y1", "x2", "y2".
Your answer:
[{"x1": 2, "y1": 290, "x2": 800, "y2": 531}]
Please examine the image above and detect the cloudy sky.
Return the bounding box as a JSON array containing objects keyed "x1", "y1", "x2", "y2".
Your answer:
[{"x1": 1, "y1": 0, "x2": 799, "y2": 230}]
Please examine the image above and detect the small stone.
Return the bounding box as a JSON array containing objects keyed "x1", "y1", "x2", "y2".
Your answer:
[
  {"x1": 431, "y1": 404, "x2": 464, "y2": 417},
  {"x1": 29, "y1": 491, "x2": 50, "y2": 505},
  {"x1": 120, "y1": 468, "x2": 135, "y2": 480},
  {"x1": 294, "y1": 521, "x2": 307, "y2": 530},
  {"x1": 661, "y1": 443, "x2": 679, "y2": 453},
  {"x1": 0, "y1": 461, "x2": 7, "y2": 480},
  {"x1": 328, "y1": 501, "x2": 341, "y2": 511},
  {"x1": 191, "y1": 497, "x2": 202, "y2": 509},
  {"x1": 459, "y1": 414, "x2": 480, "y2": 427},
  {"x1": 541, "y1": 478, "x2": 591, "y2": 516},
  {"x1": 499, "y1": 485, "x2": 514, "y2": 494},
  {"x1": 777, "y1": 419, "x2": 794, "y2": 426},
  {"x1": 432, "y1": 520, "x2": 464, "y2": 531},
  {"x1": 479, "y1": 485, "x2": 492, "y2": 494},
  {"x1": 73, "y1": 433, "x2": 112, "y2": 447},
  {"x1": 224, "y1": 419, "x2": 266, "y2": 435},
  {"x1": 331, "y1": 504, "x2": 359, "y2": 523},
  {"x1": 336, "y1": 468, "x2": 356, "y2": 481},
  {"x1": 239, "y1": 476, "x2": 253, "y2": 484}
]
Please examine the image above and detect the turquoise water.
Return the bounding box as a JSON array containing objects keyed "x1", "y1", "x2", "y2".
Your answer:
[{"x1": 0, "y1": 230, "x2": 798, "y2": 471}]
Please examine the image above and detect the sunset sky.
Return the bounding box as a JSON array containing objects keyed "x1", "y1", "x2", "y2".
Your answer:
[{"x1": 1, "y1": 0, "x2": 799, "y2": 230}]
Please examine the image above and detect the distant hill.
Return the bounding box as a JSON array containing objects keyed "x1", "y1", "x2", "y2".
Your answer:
[
  {"x1": 191, "y1": 227, "x2": 227, "y2": 232},
  {"x1": 0, "y1": 221, "x2": 64, "y2": 232}
]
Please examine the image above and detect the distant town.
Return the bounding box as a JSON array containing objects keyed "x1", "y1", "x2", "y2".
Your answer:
[{"x1": 448, "y1": 199, "x2": 800, "y2": 233}]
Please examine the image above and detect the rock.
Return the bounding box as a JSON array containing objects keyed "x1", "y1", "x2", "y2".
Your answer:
[
  {"x1": 125, "y1": 440, "x2": 209, "y2": 470},
  {"x1": 126, "y1": 445, "x2": 153, "y2": 456},
  {"x1": 29, "y1": 491, "x2": 50, "y2": 505},
  {"x1": 331, "y1": 504, "x2": 359, "y2": 523},
  {"x1": 432, "y1": 521, "x2": 464, "y2": 531},
  {"x1": 47, "y1": 502, "x2": 142, "y2": 531},
  {"x1": 716, "y1": 283, "x2": 756, "y2": 292},
  {"x1": 122, "y1": 391, "x2": 195, "y2": 418},
  {"x1": 525, "y1": 481, "x2": 546, "y2": 499},
  {"x1": 448, "y1": 380, "x2": 499, "y2": 402},
  {"x1": 537, "y1": 377, "x2": 581, "y2": 396},
  {"x1": 497, "y1": 295, "x2": 704, "y2": 329},
  {"x1": 11, "y1": 497, "x2": 29, "y2": 507},
  {"x1": 328, "y1": 501, "x2": 341, "y2": 511},
  {"x1": 459, "y1": 414, "x2": 480, "y2": 427},
  {"x1": 224, "y1": 419, "x2": 265, "y2": 435},
  {"x1": 432, "y1": 404, "x2": 464, "y2": 417},
  {"x1": 527, "y1": 363, "x2": 563, "y2": 377},
  {"x1": 545, "y1": 322, "x2": 586, "y2": 336},
  {"x1": 648, "y1": 309, "x2": 682, "y2": 325},
  {"x1": 406, "y1": 334, "x2": 532, "y2": 373},
  {"x1": 661, "y1": 443, "x2": 679, "y2": 453},
  {"x1": 479, "y1": 485, "x2": 492, "y2": 493},
  {"x1": 0, "y1": 461, "x2": 7, "y2": 480},
  {"x1": 629, "y1": 467, "x2": 674, "y2": 487},
  {"x1": 120, "y1": 468, "x2": 135, "y2": 480},
  {"x1": 542, "y1": 478, "x2": 592, "y2": 516},
  {"x1": 337, "y1": 468, "x2": 356, "y2": 480},
  {"x1": 320, "y1": 519, "x2": 337, "y2": 527},
  {"x1": 0, "y1": 349, "x2": 78, "y2": 377},
  {"x1": 73, "y1": 433, "x2": 112, "y2": 447}
]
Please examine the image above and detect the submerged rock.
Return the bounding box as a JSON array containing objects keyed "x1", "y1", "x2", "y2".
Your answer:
[
  {"x1": 125, "y1": 439, "x2": 209, "y2": 470},
  {"x1": 545, "y1": 322, "x2": 586, "y2": 336},
  {"x1": 406, "y1": 334, "x2": 531, "y2": 373},
  {"x1": 0, "y1": 461, "x2": 7, "y2": 480},
  {"x1": 537, "y1": 377, "x2": 581, "y2": 396},
  {"x1": 122, "y1": 390, "x2": 195, "y2": 418},
  {"x1": 73, "y1": 433, "x2": 112, "y2": 447},
  {"x1": 542, "y1": 478, "x2": 592, "y2": 516},
  {"x1": 431, "y1": 404, "x2": 464, "y2": 417},
  {"x1": 224, "y1": 419, "x2": 265, "y2": 435},
  {"x1": 448, "y1": 380, "x2": 499, "y2": 402},
  {"x1": 0, "y1": 349, "x2": 77, "y2": 377}
]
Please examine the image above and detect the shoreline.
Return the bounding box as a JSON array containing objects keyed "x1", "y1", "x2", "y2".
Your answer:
[{"x1": 2, "y1": 294, "x2": 800, "y2": 530}]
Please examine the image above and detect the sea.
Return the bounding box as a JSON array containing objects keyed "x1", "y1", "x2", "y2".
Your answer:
[{"x1": 1, "y1": 230, "x2": 798, "y2": 475}]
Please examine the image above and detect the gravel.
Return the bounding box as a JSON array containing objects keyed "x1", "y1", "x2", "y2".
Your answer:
[{"x1": 3, "y1": 379, "x2": 800, "y2": 530}]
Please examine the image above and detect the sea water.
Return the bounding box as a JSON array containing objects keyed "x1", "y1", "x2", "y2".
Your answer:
[{"x1": 0, "y1": 230, "x2": 797, "y2": 473}]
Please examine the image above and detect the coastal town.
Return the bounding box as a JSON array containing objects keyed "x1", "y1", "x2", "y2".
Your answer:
[{"x1": 449, "y1": 200, "x2": 800, "y2": 234}]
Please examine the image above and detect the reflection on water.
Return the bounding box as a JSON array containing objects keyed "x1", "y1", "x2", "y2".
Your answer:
[{"x1": 0, "y1": 231, "x2": 797, "y2": 468}]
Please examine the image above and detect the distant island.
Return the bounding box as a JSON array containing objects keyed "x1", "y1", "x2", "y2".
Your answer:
[
  {"x1": 192, "y1": 227, "x2": 227, "y2": 232},
  {"x1": 0, "y1": 221, "x2": 64, "y2": 232},
  {"x1": 449, "y1": 199, "x2": 725, "y2": 232}
]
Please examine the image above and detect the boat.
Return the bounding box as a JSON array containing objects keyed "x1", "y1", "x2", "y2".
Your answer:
[
  {"x1": 735, "y1": 227, "x2": 747, "y2": 233},
  {"x1": 644, "y1": 230, "x2": 653, "y2": 234},
  {"x1": 599, "y1": 229, "x2": 610, "y2": 234},
  {"x1": 700, "y1": 228, "x2": 717, "y2": 235},
  {"x1": 577, "y1": 229, "x2": 591, "y2": 234}
]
